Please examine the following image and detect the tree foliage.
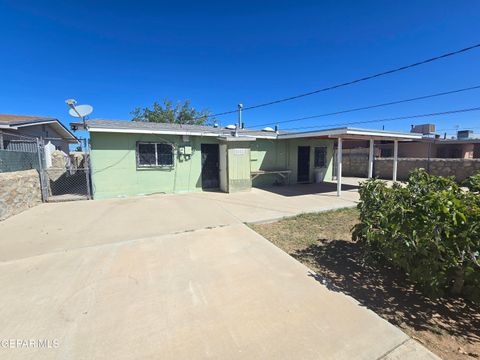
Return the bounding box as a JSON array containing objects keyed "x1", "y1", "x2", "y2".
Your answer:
[
  {"x1": 131, "y1": 99, "x2": 213, "y2": 125},
  {"x1": 352, "y1": 169, "x2": 480, "y2": 301}
]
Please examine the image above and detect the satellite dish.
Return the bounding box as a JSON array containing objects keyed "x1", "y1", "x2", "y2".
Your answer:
[
  {"x1": 262, "y1": 127, "x2": 275, "y2": 132},
  {"x1": 69, "y1": 104, "x2": 93, "y2": 118},
  {"x1": 225, "y1": 124, "x2": 237, "y2": 130}
]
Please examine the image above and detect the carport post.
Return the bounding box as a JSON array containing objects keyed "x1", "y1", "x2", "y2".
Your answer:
[
  {"x1": 393, "y1": 140, "x2": 398, "y2": 182},
  {"x1": 337, "y1": 137, "x2": 342, "y2": 196},
  {"x1": 368, "y1": 139, "x2": 374, "y2": 178}
]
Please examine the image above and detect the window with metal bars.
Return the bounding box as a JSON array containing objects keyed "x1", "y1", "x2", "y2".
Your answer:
[
  {"x1": 314, "y1": 146, "x2": 327, "y2": 168},
  {"x1": 137, "y1": 142, "x2": 174, "y2": 167}
]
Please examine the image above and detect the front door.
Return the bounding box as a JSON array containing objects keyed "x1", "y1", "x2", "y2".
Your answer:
[
  {"x1": 201, "y1": 144, "x2": 220, "y2": 189},
  {"x1": 297, "y1": 146, "x2": 310, "y2": 183}
]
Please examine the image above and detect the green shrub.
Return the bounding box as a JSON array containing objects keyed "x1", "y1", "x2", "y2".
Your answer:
[
  {"x1": 464, "y1": 171, "x2": 480, "y2": 193},
  {"x1": 352, "y1": 169, "x2": 480, "y2": 301}
]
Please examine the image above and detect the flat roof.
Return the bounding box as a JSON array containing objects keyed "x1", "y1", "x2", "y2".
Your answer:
[{"x1": 278, "y1": 127, "x2": 422, "y2": 141}]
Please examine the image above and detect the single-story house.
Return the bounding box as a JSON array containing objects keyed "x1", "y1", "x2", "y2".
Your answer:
[
  {"x1": 0, "y1": 114, "x2": 79, "y2": 152},
  {"x1": 75, "y1": 119, "x2": 421, "y2": 199}
]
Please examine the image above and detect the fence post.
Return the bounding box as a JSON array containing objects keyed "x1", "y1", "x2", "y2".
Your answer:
[
  {"x1": 84, "y1": 138, "x2": 92, "y2": 200},
  {"x1": 36, "y1": 138, "x2": 48, "y2": 202}
]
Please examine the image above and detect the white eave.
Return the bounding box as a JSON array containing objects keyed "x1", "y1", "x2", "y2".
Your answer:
[
  {"x1": 217, "y1": 135, "x2": 257, "y2": 142},
  {"x1": 88, "y1": 127, "x2": 222, "y2": 137},
  {"x1": 278, "y1": 127, "x2": 423, "y2": 141}
]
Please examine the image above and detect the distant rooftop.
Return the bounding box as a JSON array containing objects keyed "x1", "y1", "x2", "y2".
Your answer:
[
  {"x1": 0, "y1": 114, "x2": 56, "y2": 125},
  {"x1": 0, "y1": 114, "x2": 78, "y2": 142}
]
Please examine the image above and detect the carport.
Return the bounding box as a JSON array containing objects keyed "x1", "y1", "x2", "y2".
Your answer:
[{"x1": 279, "y1": 127, "x2": 423, "y2": 196}]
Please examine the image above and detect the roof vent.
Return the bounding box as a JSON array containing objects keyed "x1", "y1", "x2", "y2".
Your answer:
[
  {"x1": 262, "y1": 127, "x2": 275, "y2": 132},
  {"x1": 225, "y1": 124, "x2": 236, "y2": 130}
]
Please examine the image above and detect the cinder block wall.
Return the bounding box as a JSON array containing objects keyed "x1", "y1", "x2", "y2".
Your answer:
[
  {"x1": 374, "y1": 158, "x2": 480, "y2": 181},
  {"x1": 0, "y1": 169, "x2": 41, "y2": 221},
  {"x1": 342, "y1": 149, "x2": 369, "y2": 177}
]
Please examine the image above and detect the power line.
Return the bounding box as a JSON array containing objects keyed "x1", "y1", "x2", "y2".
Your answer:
[
  {"x1": 206, "y1": 42, "x2": 480, "y2": 118},
  {"x1": 251, "y1": 85, "x2": 480, "y2": 128},
  {"x1": 278, "y1": 106, "x2": 480, "y2": 133},
  {"x1": 438, "y1": 126, "x2": 480, "y2": 132}
]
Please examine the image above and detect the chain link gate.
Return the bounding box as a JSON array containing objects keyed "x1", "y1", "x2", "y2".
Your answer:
[{"x1": 40, "y1": 139, "x2": 92, "y2": 202}]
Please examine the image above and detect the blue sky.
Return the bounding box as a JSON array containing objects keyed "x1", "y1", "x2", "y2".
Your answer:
[{"x1": 1, "y1": 0, "x2": 480, "y2": 136}]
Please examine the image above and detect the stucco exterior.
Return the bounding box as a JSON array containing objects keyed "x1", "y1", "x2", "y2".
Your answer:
[
  {"x1": 250, "y1": 138, "x2": 334, "y2": 186},
  {"x1": 89, "y1": 132, "x2": 335, "y2": 199}
]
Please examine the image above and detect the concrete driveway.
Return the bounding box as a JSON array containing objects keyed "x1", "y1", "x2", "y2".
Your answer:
[{"x1": 0, "y1": 185, "x2": 438, "y2": 359}]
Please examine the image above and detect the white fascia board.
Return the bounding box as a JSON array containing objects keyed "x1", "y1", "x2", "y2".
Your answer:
[
  {"x1": 14, "y1": 120, "x2": 57, "y2": 128},
  {"x1": 278, "y1": 128, "x2": 346, "y2": 139},
  {"x1": 248, "y1": 134, "x2": 277, "y2": 139},
  {"x1": 88, "y1": 127, "x2": 221, "y2": 137},
  {"x1": 278, "y1": 128, "x2": 422, "y2": 140},
  {"x1": 217, "y1": 136, "x2": 257, "y2": 142},
  {"x1": 343, "y1": 129, "x2": 422, "y2": 139}
]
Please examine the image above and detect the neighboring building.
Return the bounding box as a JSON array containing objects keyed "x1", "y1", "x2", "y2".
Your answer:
[
  {"x1": 75, "y1": 119, "x2": 419, "y2": 199},
  {"x1": 343, "y1": 124, "x2": 480, "y2": 159},
  {"x1": 396, "y1": 138, "x2": 480, "y2": 159},
  {"x1": 0, "y1": 114, "x2": 79, "y2": 152}
]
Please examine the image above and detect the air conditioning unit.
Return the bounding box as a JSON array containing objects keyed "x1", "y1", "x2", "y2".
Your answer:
[
  {"x1": 411, "y1": 124, "x2": 436, "y2": 135},
  {"x1": 457, "y1": 130, "x2": 474, "y2": 140}
]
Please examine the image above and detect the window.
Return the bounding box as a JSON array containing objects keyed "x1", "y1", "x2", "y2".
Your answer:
[
  {"x1": 314, "y1": 147, "x2": 327, "y2": 168},
  {"x1": 137, "y1": 142, "x2": 174, "y2": 167}
]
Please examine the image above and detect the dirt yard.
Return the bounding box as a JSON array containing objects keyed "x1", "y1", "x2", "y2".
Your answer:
[{"x1": 251, "y1": 208, "x2": 480, "y2": 360}]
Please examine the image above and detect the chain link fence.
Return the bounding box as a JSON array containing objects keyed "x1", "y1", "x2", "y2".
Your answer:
[
  {"x1": 45, "y1": 151, "x2": 91, "y2": 201},
  {"x1": 0, "y1": 132, "x2": 41, "y2": 173},
  {"x1": 0, "y1": 130, "x2": 91, "y2": 202}
]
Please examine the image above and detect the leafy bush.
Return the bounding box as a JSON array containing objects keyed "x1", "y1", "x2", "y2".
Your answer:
[
  {"x1": 352, "y1": 169, "x2": 480, "y2": 301},
  {"x1": 464, "y1": 171, "x2": 480, "y2": 193}
]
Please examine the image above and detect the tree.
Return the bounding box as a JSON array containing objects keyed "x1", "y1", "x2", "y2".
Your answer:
[{"x1": 131, "y1": 99, "x2": 213, "y2": 125}]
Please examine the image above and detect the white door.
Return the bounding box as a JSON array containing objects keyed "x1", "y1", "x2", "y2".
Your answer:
[{"x1": 219, "y1": 143, "x2": 228, "y2": 192}]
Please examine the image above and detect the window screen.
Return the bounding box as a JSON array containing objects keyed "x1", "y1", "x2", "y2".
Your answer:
[
  {"x1": 157, "y1": 143, "x2": 173, "y2": 166},
  {"x1": 137, "y1": 142, "x2": 174, "y2": 167},
  {"x1": 138, "y1": 143, "x2": 156, "y2": 166},
  {"x1": 314, "y1": 147, "x2": 327, "y2": 168}
]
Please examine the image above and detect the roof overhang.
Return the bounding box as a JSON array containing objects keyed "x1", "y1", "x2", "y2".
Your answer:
[
  {"x1": 217, "y1": 135, "x2": 257, "y2": 142},
  {"x1": 278, "y1": 127, "x2": 422, "y2": 141},
  {"x1": 1, "y1": 119, "x2": 79, "y2": 143},
  {"x1": 88, "y1": 127, "x2": 221, "y2": 137}
]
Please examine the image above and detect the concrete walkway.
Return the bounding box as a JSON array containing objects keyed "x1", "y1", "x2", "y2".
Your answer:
[{"x1": 0, "y1": 185, "x2": 439, "y2": 359}]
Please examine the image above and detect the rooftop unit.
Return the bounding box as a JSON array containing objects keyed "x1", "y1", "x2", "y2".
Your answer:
[
  {"x1": 410, "y1": 123, "x2": 436, "y2": 135},
  {"x1": 457, "y1": 130, "x2": 474, "y2": 140}
]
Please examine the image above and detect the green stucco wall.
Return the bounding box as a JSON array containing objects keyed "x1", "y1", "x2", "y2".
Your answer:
[
  {"x1": 250, "y1": 138, "x2": 334, "y2": 187},
  {"x1": 89, "y1": 132, "x2": 219, "y2": 199}
]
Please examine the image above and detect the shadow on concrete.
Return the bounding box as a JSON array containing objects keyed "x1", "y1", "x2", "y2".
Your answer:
[
  {"x1": 293, "y1": 239, "x2": 480, "y2": 343},
  {"x1": 257, "y1": 182, "x2": 359, "y2": 197}
]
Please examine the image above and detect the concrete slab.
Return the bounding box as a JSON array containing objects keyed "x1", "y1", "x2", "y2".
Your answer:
[
  {"x1": 0, "y1": 183, "x2": 439, "y2": 359},
  {"x1": 0, "y1": 193, "x2": 238, "y2": 262},
  {"x1": 1, "y1": 224, "x2": 409, "y2": 360},
  {"x1": 0, "y1": 183, "x2": 358, "y2": 261},
  {"x1": 381, "y1": 339, "x2": 441, "y2": 359},
  {"x1": 189, "y1": 183, "x2": 360, "y2": 223}
]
